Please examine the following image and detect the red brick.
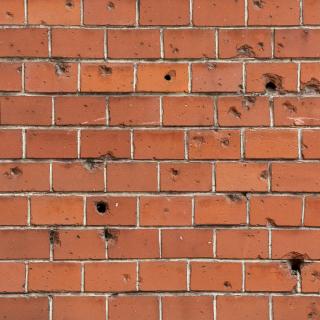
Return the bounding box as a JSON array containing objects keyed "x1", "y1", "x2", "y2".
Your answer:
[
  {"x1": 52, "y1": 162, "x2": 104, "y2": 192},
  {"x1": 107, "y1": 163, "x2": 157, "y2": 192},
  {"x1": 245, "y1": 263, "x2": 297, "y2": 292},
  {"x1": 53, "y1": 296, "x2": 106, "y2": 320},
  {"x1": 52, "y1": 28, "x2": 104, "y2": 58},
  {"x1": 0, "y1": 63, "x2": 22, "y2": 91},
  {"x1": 272, "y1": 230, "x2": 320, "y2": 259},
  {"x1": 25, "y1": 62, "x2": 78, "y2": 93},
  {"x1": 162, "y1": 296, "x2": 213, "y2": 320},
  {"x1": 0, "y1": 163, "x2": 50, "y2": 192},
  {"x1": 140, "y1": 196, "x2": 192, "y2": 226},
  {"x1": 0, "y1": 298, "x2": 48, "y2": 320},
  {"x1": 81, "y1": 63, "x2": 133, "y2": 93},
  {"x1": 160, "y1": 162, "x2": 212, "y2": 192},
  {"x1": 109, "y1": 96, "x2": 160, "y2": 127},
  {"x1": 109, "y1": 296, "x2": 158, "y2": 320},
  {"x1": 0, "y1": 230, "x2": 49, "y2": 259},
  {"x1": 191, "y1": 262, "x2": 242, "y2": 291},
  {"x1": 86, "y1": 196, "x2": 136, "y2": 226},
  {"x1": 0, "y1": 263, "x2": 25, "y2": 292},
  {"x1": 303, "y1": 0, "x2": 320, "y2": 24},
  {"x1": 300, "y1": 63, "x2": 320, "y2": 93},
  {"x1": 28, "y1": 263, "x2": 81, "y2": 292},
  {"x1": 108, "y1": 29, "x2": 160, "y2": 59},
  {"x1": 26, "y1": 130, "x2": 77, "y2": 159},
  {"x1": 107, "y1": 229, "x2": 159, "y2": 259},
  {"x1": 216, "y1": 162, "x2": 269, "y2": 192},
  {"x1": 31, "y1": 196, "x2": 83, "y2": 225},
  {"x1": 0, "y1": 197, "x2": 27, "y2": 226},
  {"x1": 164, "y1": 29, "x2": 215, "y2": 59},
  {"x1": 85, "y1": 262, "x2": 136, "y2": 292},
  {"x1": 250, "y1": 195, "x2": 302, "y2": 226},
  {"x1": 217, "y1": 96, "x2": 270, "y2": 127},
  {"x1": 55, "y1": 96, "x2": 106, "y2": 126},
  {"x1": 0, "y1": 28, "x2": 48, "y2": 57},
  {"x1": 162, "y1": 96, "x2": 214, "y2": 126},
  {"x1": 193, "y1": 0, "x2": 245, "y2": 26},
  {"x1": 245, "y1": 129, "x2": 298, "y2": 159},
  {"x1": 246, "y1": 62, "x2": 298, "y2": 93},
  {"x1": 188, "y1": 130, "x2": 240, "y2": 160},
  {"x1": 192, "y1": 63, "x2": 243, "y2": 93},
  {"x1": 84, "y1": 0, "x2": 136, "y2": 26},
  {"x1": 137, "y1": 64, "x2": 189, "y2": 93},
  {"x1": 0, "y1": 0, "x2": 24, "y2": 24},
  {"x1": 219, "y1": 29, "x2": 272, "y2": 58},
  {"x1": 217, "y1": 296, "x2": 269, "y2": 320},
  {"x1": 139, "y1": 261, "x2": 187, "y2": 291},
  {"x1": 81, "y1": 130, "x2": 130, "y2": 159},
  {"x1": 248, "y1": 0, "x2": 300, "y2": 26},
  {"x1": 272, "y1": 163, "x2": 320, "y2": 192},
  {"x1": 217, "y1": 230, "x2": 268, "y2": 259},
  {"x1": 302, "y1": 130, "x2": 320, "y2": 159},
  {"x1": 195, "y1": 195, "x2": 247, "y2": 225},
  {"x1": 53, "y1": 230, "x2": 105, "y2": 260},
  {"x1": 301, "y1": 263, "x2": 320, "y2": 293},
  {"x1": 0, "y1": 96, "x2": 52, "y2": 126},
  {"x1": 304, "y1": 196, "x2": 320, "y2": 227},
  {"x1": 134, "y1": 130, "x2": 185, "y2": 160},
  {"x1": 28, "y1": 0, "x2": 81, "y2": 25},
  {"x1": 140, "y1": 0, "x2": 189, "y2": 26},
  {"x1": 0, "y1": 130, "x2": 22, "y2": 159}
]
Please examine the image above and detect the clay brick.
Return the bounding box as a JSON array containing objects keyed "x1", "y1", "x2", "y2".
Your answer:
[
  {"x1": 219, "y1": 29, "x2": 272, "y2": 58},
  {"x1": 160, "y1": 162, "x2": 212, "y2": 192},
  {"x1": 162, "y1": 229, "x2": 213, "y2": 258},
  {"x1": 140, "y1": 0, "x2": 189, "y2": 26},
  {"x1": 302, "y1": 130, "x2": 320, "y2": 159},
  {"x1": 85, "y1": 262, "x2": 136, "y2": 292},
  {"x1": 28, "y1": 263, "x2": 81, "y2": 292},
  {"x1": 216, "y1": 162, "x2": 269, "y2": 192},
  {"x1": 0, "y1": 0, "x2": 24, "y2": 24},
  {"x1": 134, "y1": 130, "x2": 185, "y2": 160},
  {"x1": 81, "y1": 130, "x2": 131, "y2": 159},
  {"x1": 250, "y1": 195, "x2": 302, "y2": 226},
  {"x1": 304, "y1": 196, "x2": 320, "y2": 227},
  {"x1": 81, "y1": 63, "x2": 133, "y2": 93},
  {"x1": 164, "y1": 29, "x2": 215, "y2": 59},
  {"x1": 245, "y1": 262, "x2": 297, "y2": 292},
  {"x1": 109, "y1": 96, "x2": 160, "y2": 127},
  {"x1": 31, "y1": 196, "x2": 83, "y2": 225},
  {"x1": 28, "y1": 0, "x2": 81, "y2": 25},
  {"x1": 0, "y1": 197, "x2": 27, "y2": 226},
  {"x1": 0, "y1": 263, "x2": 25, "y2": 292},
  {"x1": 191, "y1": 262, "x2": 242, "y2": 291},
  {"x1": 216, "y1": 230, "x2": 268, "y2": 259},
  {"x1": 140, "y1": 196, "x2": 192, "y2": 226},
  {"x1": 188, "y1": 130, "x2": 241, "y2": 160},
  {"x1": 108, "y1": 29, "x2": 160, "y2": 59},
  {"x1": 26, "y1": 130, "x2": 77, "y2": 159},
  {"x1": 0, "y1": 96, "x2": 52, "y2": 126},
  {"x1": 86, "y1": 196, "x2": 136, "y2": 226},
  {"x1": 192, "y1": 63, "x2": 243, "y2": 93},
  {"x1": 301, "y1": 263, "x2": 320, "y2": 293},
  {"x1": 248, "y1": 0, "x2": 300, "y2": 26},
  {"x1": 52, "y1": 29, "x2": 104, "y2": 58},
  {"x1": 217, "y1": 96, "x2": 270, "y2": 127},
  {"x1": 139, "y1": 261, "x2": 187, "y2": 291},
  {"x1": 301, "y1": 63, "x2": 320, "y2": 94},
  {"x1": 0, "y1": 130, "x2": 22, "y2": 159},
  {"x1": 137, "y1": 64, "x2": 189, "y2": 93},
  {"x1": 193, "y1": 0, "x2": 245, "y2": 26},
  {"x1": 162, "y1": 96, "x2": 214, "y2": 127},
  {"x1": 195, "y1": 195, "x2": 247, "y2": 225},
  {"x1": 303, "y1": 0, "x2": 320, "y2": 24},
  {"x1": 84, "y1": 0, "x2": 136, "y2": 26},
  {"x1": 0, "y1": 63, "x2": 22, "y2": 92}
]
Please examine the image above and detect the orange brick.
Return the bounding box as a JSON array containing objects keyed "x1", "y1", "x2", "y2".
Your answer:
[
  {"x1": 299, "y1": 63, "x2": 320, "y2": 93},
  {"x1": 81, "y1": 63, "x2": 133, "y2": 93},
  {"x1": 301, "y1": 263, "x2": 320, "y2": 293},
  {"x1": 0, "y1": 197, "x2": 27, "y2": 226},
  {"x1": 0, "y1": 263, "x2": 25, "y2": 292},
  {"x1": 304, "y1": 196, "x2": 320, "y2": 227},
  {"x1": 137, "y1": 64, "x2": 189, "y2": 93},
  {"x1": 303, "y1": 0, "x2": 320, "y2": 24},
  {"x1": 108, "y1": 29, "x2": 160, "y2": 59},
  {"x1": 302, "y1": 130, "x2": 320, "y2": 159},
  {"x1": 0, "y1": 0, "x2": 24, "y2": 24},
  {"x1": 0, "y1": 130, "x2": 22, "y2": 159},
  {"x1": 192, "y1": 63, "x2": 243, "y2": 92},
  {"x1": 0, "y1": 63, "x2": 22, "y2": 92},
  {"x1": 191, "y1": 262, "x2": 242, "y2": 291}
]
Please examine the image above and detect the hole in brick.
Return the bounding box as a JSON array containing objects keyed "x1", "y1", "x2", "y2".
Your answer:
[
  {"x1": 99, "y1": 65, "x2": 112, "y2": 76},
  {"x1": 107, "y1": 1, "x2": 115, "y2": 10},
  {"x1": 237, "y1": 44, "x2": 255, "y2": 57},
  {"x1": 171, "y1": 168, "x2": 179, "y2": 176},
  {"x1": 228, "y1": 106, "x2": 242, "y2": 118},
  {"x1": 260, "y1": 170, "x2": 268, "y2": 180},
  {"x1": 95, "y1": 201, "x2": 109, "y2": 215},
  {"x1": 224, "y1": 281, "x2": 232, "y2": 288},
  {"x1": 104, "y1": 229, "x2": 117, "y2": 241},
  {"x1": 164, "y1": 74, "x2": 172, "y2": 81},
  {"x1": 288, "y1": 258, "x2": 304, "y2": 276},
  {"x1": 253, "y1": 0, "x2": 264, "y2": 8},
  {"x1": 164, "y1": 70, "x2": 176, "y2": 81},
  {"x1": 227, "y1": 194, "x2": 242, "y2": 202},
  {"x1": 49, "y1": 230, "x2": 61, "y2": 246},
  {"x1": 265, "y1": 81, "x2": 277, "y2": 91},
  {"x1": 302, "y1": 78, "x2": 320, "y2": 94},
  {"x1": 55, "y1": 63, "x2": 69, "y2": 76},
  {"x1": 264, "y1": 73, "x2": 283, "y2": 93},
  {"x1": 65, "y1": 0, "x2": 74, "y2": 8},
  {"x1": 4, "y1": 166, "x2": 22, "y2": 178},
  {"x1": 220, "y1": 137, "x2": 230, "y2": 147}
]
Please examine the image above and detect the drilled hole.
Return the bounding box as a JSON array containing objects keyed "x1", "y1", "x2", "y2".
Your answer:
[
  {"x1": 164, "y1": 74, "x2": 172, "y2": 81},
  {"x1": 96, "y1": 201, "x2": 108, "y2": 214},
  {"x1": 265, "y1": 81, "x2": 277, "y2": 91}
]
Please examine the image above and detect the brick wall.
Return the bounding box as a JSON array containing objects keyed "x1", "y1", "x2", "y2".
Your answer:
[{"x1": 1, "y1": 0, "x2": 320, "y2": 319}]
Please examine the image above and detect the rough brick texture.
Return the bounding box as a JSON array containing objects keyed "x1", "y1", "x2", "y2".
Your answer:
[{"x1": 0, "y1": 0, "x2": 319, "y2": 319}]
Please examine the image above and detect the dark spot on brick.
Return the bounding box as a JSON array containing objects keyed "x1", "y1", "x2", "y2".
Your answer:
[
  {"x1": 65, "y1": 0, "x2": 74, "y2": 8},
  {"x1": 49, "y1": 230, "x2": 61, "y2": 246},
  {"x1": 220, "y1": 137, "x2": 230, "y2": 147},
  {"x1": 266, "y1": 217, "x2": 277, "y2": 227},
  {"x1": 283, "y1": 101, "x2": 297, "y2": 113},
  {"x1": 260, "y1": 170, "x2": 268, "y2": 179},
  {"x1": 237, "y1": 44, "x2": 255, "y2": 57},
  {"x1": 253, "y1": 0, "x2": 264, "y2": 8},
  {"x1": 107, "y1": 1, "x2": 115, "y2": 10},
  {"x1": 227, "y1": 194, "x2": 243, "y2": 202},
  {"x1": 6, "y1": 11, "x2": 14, "y2": 18},
  {"x1": 224, "y1": 281, "x2": 232, "y2": 288},
  {"x1": 263, "y1": 73, "x2": 283, "y2": 93},
  {"x1": 83, "y1": 159, "x2": 102, "y2": 171},
  {"x1": 164, "y1": 70, "x2": 176, "y2": 81},
  {"x1": 171, "y1": 168, "x2": 179, "y2": 176},
  {"x1": 301, "y1": 78, "x2": 320, "y2": 94},
  {"x1": 99, "y1": 65, "x2": 112, "y2": 76},
  {"x1": 228, "y1": 106, "x2": 242, "y2": 118},
  {"x1": 95, "y1": 201, "x2": 109, "y2": 215},
  {"x1": 55, "y1": 63, "x2": 69, "y2": 76},
  {"x1": 4, "y1": 166, "x2": 22, "y2": 179},
  {"x1": 288, "y1": 255, "x2": 305, "y2": 276},
  {"x1": 104, "y1": 229, "x2": 117, "y2": 241}
]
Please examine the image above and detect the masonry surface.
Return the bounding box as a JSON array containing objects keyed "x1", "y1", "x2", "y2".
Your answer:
[{"x1": 1, "y1": 0, "x2": 320, "y2": 319}]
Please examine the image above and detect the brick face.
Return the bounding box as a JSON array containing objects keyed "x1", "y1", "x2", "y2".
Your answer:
[{"x1": 0, "y1": 0, "x2": 318, "y2": 319}]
